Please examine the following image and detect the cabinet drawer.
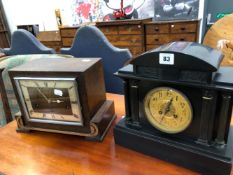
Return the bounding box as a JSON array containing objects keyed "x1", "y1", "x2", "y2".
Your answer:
[
  {"x1": 60, "y1": 29, "x2": 77, "y2": 37},
  {"x1": 170, "y1": 34, "x2": 196, "y2": 42},
  {"x1": 42, "y1": 41, "x2": 61, "y2": 46},
  {"x1": 118, "y1": 25, "x2": 142, "y2": 34},
  {"x1": 98, "y1": 26, "x2": 118, "y2": 35},
  {"x1": 146, "y1": 45, "x2": 160, "y2": 51},
  {"x1": 170, "y1": 22, "x2": 197, "y2": 33},
  {"x1": 146, "y1": 24, "x2": 169, "y2": 34},
  {"x1": 146, "y1": 34, "x2": 170, "y2": 45},
  {"x1": 62, "y1": 38, "x2": 73, "y2": 47},
  {"x1": 107, "y1": 35, "x2": 142, "y2": 46}
]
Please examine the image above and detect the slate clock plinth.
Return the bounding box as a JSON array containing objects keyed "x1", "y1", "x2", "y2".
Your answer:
[{"x1": 114, "y1": 118, "x2": 233, "y2": 175}]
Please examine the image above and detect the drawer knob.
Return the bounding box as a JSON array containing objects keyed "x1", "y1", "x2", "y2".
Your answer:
[
  {"x1": 131, "y1": 39, "x2": 136, "y2": 43},
  {"x1": 180, "y1": 38, "x2": 185, "y2": 41},
  {"x1": 180, "y1": 27, "x2": 186, "y2": 31},
  {"x1": 155, "y1": 38, "x2": 159, "y2": 42},
  {"x1": 154, "y1": 27, "x2": 160, "y2": 32},
  {"x1": 171, "y1": 24, "x2": 175, "y2": 28},
  {"x1": 138, "y1": 25, "x2": 141, "y2": 28}
]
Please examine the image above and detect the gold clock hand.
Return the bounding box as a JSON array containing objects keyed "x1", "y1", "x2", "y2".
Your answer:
[{"x1": 159, "y1": 98, "x2": 173, "y2": 124}]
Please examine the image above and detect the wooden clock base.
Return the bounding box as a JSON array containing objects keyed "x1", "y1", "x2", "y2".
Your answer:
[
  {"x1": 15, "y1": 100, "x2": 116, "y2": 141},
  {"x1": 114, "y1": 118, "x2": 233, "y2": 175}
]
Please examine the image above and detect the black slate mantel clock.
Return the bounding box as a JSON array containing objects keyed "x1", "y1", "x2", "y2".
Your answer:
[
  {"x1": 9, "y1": 58, "x2": 115, "y2": 141},
  {"x1": 114, "y1": 42, "x2": 233, "y2": 175}
]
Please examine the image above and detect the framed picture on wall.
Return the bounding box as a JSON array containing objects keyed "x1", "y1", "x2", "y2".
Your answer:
[
  {"x1": 71, "y1": 0, "x2": 155, "y2": 23},
  {"x1": 154, "y1": 0, "x2": 200, "y2": 21}
]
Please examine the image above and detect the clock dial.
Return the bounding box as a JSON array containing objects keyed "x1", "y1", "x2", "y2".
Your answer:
[
  {"x1": 17, "y1": 78, "x2": 83, "y2": 125},
  {"x1": 144, "y1": 87, "x2": 193, "y2": 134}
]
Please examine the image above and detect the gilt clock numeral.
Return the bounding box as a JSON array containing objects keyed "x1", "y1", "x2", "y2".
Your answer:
[
  {"x1": 44, "y1": 82, "x2": 48, "y2": 87},
  {"x1": 167, "y1": 91, "x2": 172, "y2": 96},
  {"x1": 180, "y1": 102, "x2": 185, "y2": 108},
  {"x1": 159, "y1": 92, "x2": 162, "y2": 98},
  {"x1": 74, "y1": 114, "x2": 79, "y2": 118}
]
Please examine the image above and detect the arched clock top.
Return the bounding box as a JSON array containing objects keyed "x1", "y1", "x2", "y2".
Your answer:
[
  {"x1": 128, "y1": 42, "x2": 224, "y2": 83},
  {"x1": 131, "y1": 42, "x2": 223, "y2": 72}
]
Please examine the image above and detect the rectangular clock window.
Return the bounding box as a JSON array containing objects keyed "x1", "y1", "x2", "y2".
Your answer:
[{"x1": 14, "y1": 77, "x2": 83, "y2": 126}]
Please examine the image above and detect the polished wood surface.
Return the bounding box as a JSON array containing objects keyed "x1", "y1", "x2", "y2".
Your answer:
[
  {"x1": 0, "y1": 93, "x2": 232, "y2": 175},
  {"x1": 203, "y1": 14, "x2": 233, "y2": 66}
]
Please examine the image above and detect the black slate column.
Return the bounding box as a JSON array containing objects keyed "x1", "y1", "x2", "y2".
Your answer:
[
  {"x1": 196, "y1": 90, "x2": 216, "y2": 146},
  {"x1": 215, "y1": 92, "x2": 232, "y2": 145},
  {"x1": 128, "y1": 80, "x2": 141, "y2": 129}
]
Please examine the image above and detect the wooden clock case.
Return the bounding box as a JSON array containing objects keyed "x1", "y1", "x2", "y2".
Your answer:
[
  {"x1": 9, "y1": 58, "x2": 115, "y2": 141},
  {"x1": 114, "y1": 42, "x2": 233, "y2": 175}
]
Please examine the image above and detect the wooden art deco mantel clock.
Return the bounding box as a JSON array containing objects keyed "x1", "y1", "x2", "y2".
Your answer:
[
  {"x1": 114, "y1": 42, "x2": 233, "y2": 175},
  {"x1": 9, "y1": 58, "x2": 115, "y2": 141}
]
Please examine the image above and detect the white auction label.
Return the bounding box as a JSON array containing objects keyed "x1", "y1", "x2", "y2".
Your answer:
[
  {"x1": 54, "y1": 89, "x2": 63, "y2": 96},
  {"x1": 159, "y1": 53, "x2": 174, "y2": 65}
]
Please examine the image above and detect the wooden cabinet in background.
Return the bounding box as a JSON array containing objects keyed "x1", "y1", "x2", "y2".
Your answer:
[
  {"x1": 58, "y1": 19, "x2": 200, "y2": 57},
  {"x1": 0, "y1": 0, "x2": 10, "y2": 48},
  {"x1": 37, "y1": 31, "x2": 62, "y2": 53},
  {"x1": 96, "y1": 19, "x2": 151, "y2": 56},
  {"x1": 59, "y1": 26, "x2": 80, "y2": 47},
  {"x1": 145, "y1": 20, "x2": 200, "y2": 51}
]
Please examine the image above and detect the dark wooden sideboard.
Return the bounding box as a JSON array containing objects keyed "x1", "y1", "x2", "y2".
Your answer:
[
  {"x1": 37, "y1": 31, "x2": 62, "y2": 53},
  {"x1": 59, "y1": 19, "x2": 200, "y2": 56},
  {"x1": 0, "y1": 0, "x2": 10, "y2": 48},
  {"x1": 59, "y1": 26, "x2": 80, "y2": 47},
  {"x1": 145, "y1": 20, "x2": 200, "y2": 51},
  {"x1": 96, "y1": 18, "x2": 151, "y2": 56}
]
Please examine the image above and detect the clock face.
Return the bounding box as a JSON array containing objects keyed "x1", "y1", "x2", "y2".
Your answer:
[
  {"x1": 15, "y1": 77, "x2": 83, "y2": 125},
  {"x1": 144, "y1": 87, "x2": 193, "y2": 134}
]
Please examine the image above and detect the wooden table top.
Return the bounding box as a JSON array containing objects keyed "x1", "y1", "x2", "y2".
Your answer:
[
  {"x1": 0, "y1": 93, "x2": 232, "y2": 175},
  {"x1": 203, "y1": 14, "x2": 233, "y2": 66}
]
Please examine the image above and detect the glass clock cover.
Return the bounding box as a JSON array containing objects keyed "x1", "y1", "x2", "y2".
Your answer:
[{"x1": 15, "y1": 77, "x2": 83, "y2": 126}]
